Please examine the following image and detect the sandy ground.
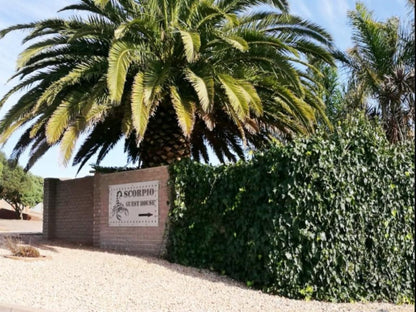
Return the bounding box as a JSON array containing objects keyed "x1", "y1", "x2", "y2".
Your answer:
[
  {"x1": 0, "y1": 219, "x2": 42, "y2": 233},
  {"x1": 0, "y1": 204, "x2": 42, "y2": 233},
  {"x1": 0, "y1": 235, "x2": 413, "y2": 312}
]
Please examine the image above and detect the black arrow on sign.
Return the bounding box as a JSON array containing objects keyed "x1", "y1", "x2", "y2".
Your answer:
[{"x1": 138, "y1": 213, "x2": 153, "y2": 217}]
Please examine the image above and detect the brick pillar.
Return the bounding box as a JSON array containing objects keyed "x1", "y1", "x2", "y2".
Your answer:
[
  {"x1": 43, "y1": 178, "x2": 59, "y2": 240},
  {"x1": 92, "y1": 174, "x2": 101, "y2": 247}
]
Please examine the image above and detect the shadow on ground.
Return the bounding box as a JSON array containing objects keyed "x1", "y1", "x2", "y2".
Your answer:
[
  {"x1": 3, "y1": 234, "x2": 247, "y2": 289},
  {"x1": 0, "y1": 208, "x2": 37, "y2": 220},
  {"x1": 0, "y1": 234, "x2": 412, "y2": 311},
  {"x1": 0, "y1": 234, "x2": 58, "y2": 253}
]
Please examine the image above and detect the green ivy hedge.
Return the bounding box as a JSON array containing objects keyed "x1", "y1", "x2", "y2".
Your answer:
[{"x1": 167, "y1": 117, "x2": 415, "y2": 303}]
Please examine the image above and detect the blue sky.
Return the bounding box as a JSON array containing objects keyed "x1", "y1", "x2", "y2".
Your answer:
[{"x1": 0, "y1": 0, "x2": 411, "y2": 179}]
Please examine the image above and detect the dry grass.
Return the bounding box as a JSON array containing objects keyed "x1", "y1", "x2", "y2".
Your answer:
[{"x1": 2, "y1": 236, "x2": 40, "y2": 258}]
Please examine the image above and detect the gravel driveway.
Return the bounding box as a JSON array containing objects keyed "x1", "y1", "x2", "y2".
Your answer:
[{"x1": 0, "y1": 236, "x2": 413, "y2": 312}]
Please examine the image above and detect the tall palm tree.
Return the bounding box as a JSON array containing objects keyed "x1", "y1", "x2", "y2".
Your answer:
[
  {"x1": 345, "y1": 2, "x2": 415, "y2": 143},
  {"x1": 0, "y1": 0, "x2": 335, "y2": 170}
]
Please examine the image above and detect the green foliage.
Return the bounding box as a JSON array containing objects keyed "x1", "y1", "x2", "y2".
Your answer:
[
  {"x1": 167, "y1": 116, "x2": 415, "y2": 303},
  {"x1": 344, "y1": 2, "x2": 415, "y2": 143},
  {"x1": 90, "y1": 165, "x2": 137, "y2": 174},
  {"x1": 0, "y1": 152, "x2": 43, "y2": 218},
  {"x1": 0, "y1": 0, "x2": 335, "y2": 170},
  {"x1": 306, "y1": 59, "x2": 345, "y2": 124}
]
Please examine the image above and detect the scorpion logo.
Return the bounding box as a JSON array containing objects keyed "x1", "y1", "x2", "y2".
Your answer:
[{"x1": 111, "y1": 191, "x2": 129, "y2": 221}]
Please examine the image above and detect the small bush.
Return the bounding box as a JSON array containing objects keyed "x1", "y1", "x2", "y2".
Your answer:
[
  {"x1": 4, "y1": 237, "x2": 41, "y2": 258},
  {"x1": 167, "y1": 116, "x2": 414, "y2": 303}
]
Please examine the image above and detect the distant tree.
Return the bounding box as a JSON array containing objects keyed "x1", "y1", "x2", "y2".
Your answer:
[
  {"x1": 403, "y1": 0, "x2": 415, "y2": 68},
  {"x1": 0, "y1": 152, "x2": 43, "y2": 219},
  {"x1": 21, "y1": 175, "x2": 43, "y2": 210},
  {"x1": 344, "y1": 2, "x2": 415, "y2": 143},
  {"x1": 306, "y1": 58, "x2": 344, "y2": 123}
]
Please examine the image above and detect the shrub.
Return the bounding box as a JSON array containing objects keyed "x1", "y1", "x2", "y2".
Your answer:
[
  {"x1": 4, "y1": 236, "x2": 41, "y2": 258},
  {"x1": 167, "y1": 116, "x2": 414, "y2": 303}
]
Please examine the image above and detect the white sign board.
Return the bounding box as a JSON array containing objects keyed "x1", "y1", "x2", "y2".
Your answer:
[{"x1": 109, "y1": 181, "x2": 159, "y2": 227}]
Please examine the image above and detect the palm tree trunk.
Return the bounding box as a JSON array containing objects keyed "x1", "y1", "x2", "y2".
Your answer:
[{"x1": 139, "y1": 105, "x2": 191, "y2": 168}]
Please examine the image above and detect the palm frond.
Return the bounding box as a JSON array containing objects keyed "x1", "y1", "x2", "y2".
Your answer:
[
  {"x1": 94, "y1": 0, "x2": 111, "y2": 9},
  {"x1": 170, "y1": 86, "x2": 196, "y2": 136},
  {"x1": 131, "y1": 72, "x2": 153, "y2": 143},
  {"x1": 239, "y1": 80, "x2": 262, "y2": 116},
  {"x1": 220, "y1": 34, "x2": 249, "y2": 52},
  {"x1": 185, "y1": 69, "x2": 213, "y2": 112},
  {"x1": 180, "y1": 30, "x2": 201, "y2": 62},
  {"x1": 108, "y1": 41, "x2": 146, "y2": 103},
  {"x1": 0, "y1": 0, "x2": 336, "y2": 169},
  {"x1": 60, "y1": 125, "x2": 81, "y2": 166},
  {"x1": 0, "y1": 23, "x2": 36, "y2": 39},
  {"x1": 218, "y1": 74, "x2": 250, "y2": 121},
  {"x1": 45, "y1": 102, "x2": 72, "y2": 144}
]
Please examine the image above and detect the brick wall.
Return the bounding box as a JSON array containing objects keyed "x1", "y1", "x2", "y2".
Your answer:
[
  {"x1": 43, "y1": 178, "x2": 58, "y2": 240},
  {"x1": 93, "y1": 166, "x2": 170, "y2": 256},
  {"x1": 44, "y1": 166, "x2": 170, "y2": 256},
  {"x1": 44, "y1": 177, "x2": 94, "y2": 245}
]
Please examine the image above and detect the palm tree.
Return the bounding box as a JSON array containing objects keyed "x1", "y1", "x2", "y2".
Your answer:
[
  {"x1": 0, "y1": 0, "x2": 335, "y2": 170},
  {"x1": 306, "y1": 58, "x2": 344, "y2": 124},
  {"x1": 345, "y1": 2, "x2": 415, "y2": 143}
]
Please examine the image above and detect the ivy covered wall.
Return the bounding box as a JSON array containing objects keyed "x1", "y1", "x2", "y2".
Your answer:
[{"x1": 167, "y1": 117, "x2": 414, "y2": 303}]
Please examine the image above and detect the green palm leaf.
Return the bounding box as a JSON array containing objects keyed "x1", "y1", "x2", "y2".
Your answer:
[
  {"x1": 45, "y1": 103, "x2": 71, "y2": 144},
  {"x1": 0, "y1": 0, "x2": 335, "y2": 169},
  {"x1": 17, "y1": 44, "x2": 54, "y2": 69},
  {"x1": 180, "y1": 30, "x2": 201, "y2": 63},
  {"x1": 218, "y1": 74, "x2": 250, "y2": 121},
  {"x1": 239, "y1": 80, "x2": 262, "y2": 116},
  {"x1": 108, "y1": 41, "x2": 142, "y2": 103},
  {"x1": 131, "y1": 72, "x2": 151, "y2": 142},
  {"x1": 142, "y1": 62, "x2": 169, "y2": 105},
  {"x1": 94, "y1": 0, "x2": 111, "y2": 8},
  {"x1": 221, "y1": 34, "x2": 249, "y2": 52},
  {"x1": 185, "y1": 69, "x2": 213, "y2": 112},
  {"x1": 170, "y1": 86, "x2": 195, "y2": 136},
  {"x1": 60, "y1": 125, "x2": 80, "y2": 165}
]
